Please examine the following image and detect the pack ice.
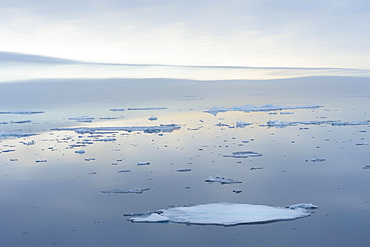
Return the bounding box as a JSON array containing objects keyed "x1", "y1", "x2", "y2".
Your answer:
[
  {"x1": 204, "y1": 104, "x2": 322, "y2": 115},
  {"x1": 128, "y1": 202, "x2": 317, "y2": 226}
]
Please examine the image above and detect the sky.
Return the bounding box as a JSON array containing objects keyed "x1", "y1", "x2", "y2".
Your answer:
[{"x1": 1, "y1": 0, "x2": 370, "y2": 69}]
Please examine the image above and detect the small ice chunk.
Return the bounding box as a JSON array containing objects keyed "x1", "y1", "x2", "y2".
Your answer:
[
  {"x1": 110, "y1": 108, "x2": 125, "y2": 112},
  {"x1": 11, "y1": 120, "x2": 32, "y2": 124},
  {"x1": 130, "y1": 213, "x2": 169, "y2": 223},
  {"x1": 205, "y1": 176, "x2": 242, "y2": 184},
  {"x1": 93, "y1": 138, "x2": 117, "y2": 142},
  {"x1": 176, "y1": 168, "x2": 192, "y2": 172},
  {"x1": 236, "y1": 121, "x2": 252, "y2": 127},
  {"x1": 148, "y1": 116, "x2": 158, "y2": 121},
  {"x1": 35, "y1": 160, "x2": 47, "y2": 163},
  {"x1": 128, "y1": 202, "x2": 315, "y2": 226},
  {"x1": 99, "y1": 117, "x2": 118, "y2": 120},
  {"x1": 117, "y1": 170, "x2": 131, "y2": 173},
  {"x1": 363, "y1": 164, "x2": 370, "y2": 169},
  {"x1": 137, "y1": 162, "x2": 150, "y2": 166},
  {"x1": 0, "y1": 111, "x2": 44, "y2": 115},
  {"x1": 310, "y1": 158, "x2": 326, "y2": 162},
  {"x1": 223, "y1": 151, "x2": 262, "y2": 158},
  {"x1": 75, "y1": 150, "x2": 85, "y2": 154},
  {"x1": 68, "y1": 116, "x2": 94, "y2": 123},
  {"x1": 288, "y1": 203, "x2": 318, "y2": 210},
  {"x1": 101, "y1": 188, "x2": 150, "y2": 194}
]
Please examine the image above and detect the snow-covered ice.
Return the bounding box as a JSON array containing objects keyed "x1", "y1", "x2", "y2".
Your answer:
[
  {"x1": 223, "y1": 151, "x2": 262, "y2": 158},
  {"x1": 205, "y1": 176, "x2": 242, "y2": 184},
  {"x1": 129, "y1": 202, "x2": 315, "y2": 226}
]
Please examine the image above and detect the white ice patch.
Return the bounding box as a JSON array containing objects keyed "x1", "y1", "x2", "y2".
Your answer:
[
  {"x1": 129, "y1": 202, "x2": 315, "y2": 226},
  {"x1": 223, "y1": 151, "x2": 262, "y2": 158},
  {"x1": 204, "y1": 104, "x2": 322, "y2": 115}
]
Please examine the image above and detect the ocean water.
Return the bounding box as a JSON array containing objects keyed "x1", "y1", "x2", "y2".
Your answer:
[{"x1": 1, "y1": 73, "x2": 370, "y2": 246}]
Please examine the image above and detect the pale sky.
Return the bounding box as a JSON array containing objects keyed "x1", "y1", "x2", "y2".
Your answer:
[{"x1": 1, "y1": 0, "x2": 370, "y2": 69}]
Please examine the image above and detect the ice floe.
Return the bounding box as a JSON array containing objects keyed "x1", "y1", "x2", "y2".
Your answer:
[
  {"x1": 204, "y1": 104, "x2": 322, "y2": 115},
  {"x1": 137, "y1": 162, "x2": 150, "y2": 166},
  {"x1": 0, "y1": 132, "x2": 36, "y2": 138},
  {"x1": 176, "y1": 168, "x2": 192, "y2": 172},
  {"x1": 128, "y1": 202, "x2": 316, "y2": 226},
  {"x1": 0, "y1": 111, "x2": 44, "y2": 115},
  {"x1": 148, "y1": 116, "x2": 158, "y2": 121},
  {"x1": 68, "y1": 116, "x2": 95, "y2": 123},
  {"x1": 223, "y1": 151, "x2": 262, "y2": 158},
  {"x1": 51, "y1": 124, "x2": 180, "y2": 134},
  {"x1": 11, "y1": 120, "x2": 32, "y2": 124},
  {"x1": 101, "y1": 188, "x2": 150, "y2": 194},
  {"x1": 205, "y1": 176, "x2": 242, "y2": 184},
  {"x1": 236, "y1": 121, "x2": 252, "y2": 127},
  {"x1": 109, "y1": 108, "x2": 125, "y2": 112}
]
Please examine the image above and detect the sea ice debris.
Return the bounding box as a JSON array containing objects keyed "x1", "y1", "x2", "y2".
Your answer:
[
  {"x1": 137, "y1": 162, "x2": 150, "y2": 166},
  {"x1": 223, "y1": 151, "x2": 262, "y2": 158},
  {"x1": 101, "y1": 188, "x2": 150, "y2": 194},
  {"x1": 128, "y1": 202, "x2": 316, "y2": 226},
  {"x1": 205, "y1": 176, "x2": 242, "y2": 184},
  {"x1": 288, "y1": 203, "x2": 318, "y2": 210},
  {"x1": 176, "y1": 168, "x2": 192, "y2": 172}
]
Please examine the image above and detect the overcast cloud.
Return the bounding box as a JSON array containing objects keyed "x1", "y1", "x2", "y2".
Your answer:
[{"x1": 1, "y1": 0, "x2": 369, "y2": 68}]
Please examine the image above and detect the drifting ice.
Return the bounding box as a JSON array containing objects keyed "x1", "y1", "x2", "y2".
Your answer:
[
  {"x1": 205, "y1": 176, "x2": 242, "y2": 184},
  {"x1": 204, "y1": 104, "x2": 322, "y2": 115},
  {"x1": 223, "y1": 151, "x2": 262, "y2": 158},
  {"x1": 101, "y1": 188, "x2": 150, "y2": 194},
  {"x1": 128, "y1": 202, "x2": 316, "y2": 226},
  {"x1": 51, "y1": 124, "x2": 180, "y2": 134}
]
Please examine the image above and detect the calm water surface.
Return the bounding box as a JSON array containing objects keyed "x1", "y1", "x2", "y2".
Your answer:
[{"x1": 1, "y1": 76, "x2": 370, "y2": 246}]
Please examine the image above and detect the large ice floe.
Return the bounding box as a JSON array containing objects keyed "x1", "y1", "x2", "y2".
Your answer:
[
  {"x1": 204, "y1": 104, "x2": 322, "y2": 116},
  {"x1": 51, "y1": 124, "x2": 180, "y2": 134},
  {"x1": 128, "y1": 202, "x2": 317, "y2": 226}
]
